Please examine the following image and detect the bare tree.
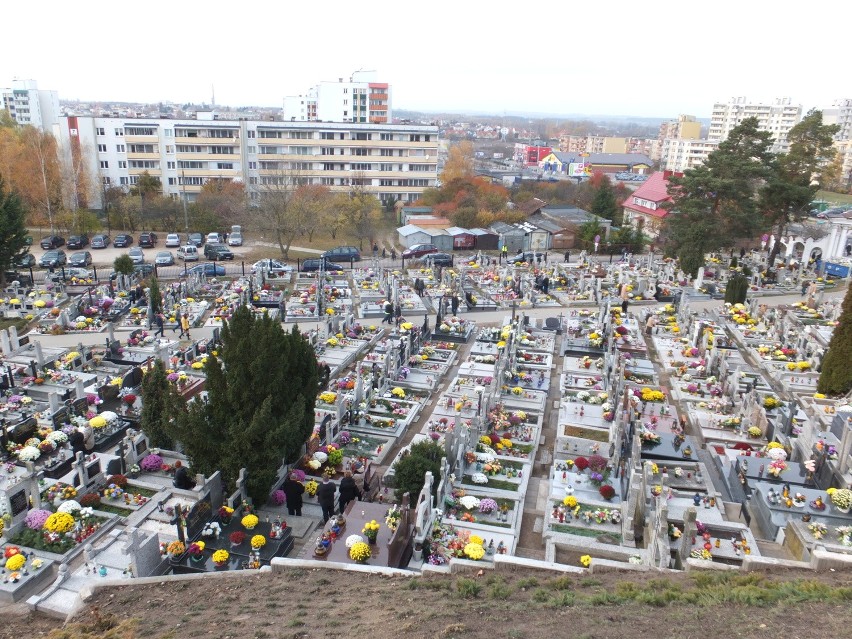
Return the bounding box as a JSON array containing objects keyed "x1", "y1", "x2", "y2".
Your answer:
[{"x1": 251, "y1": 169, "x2": 306, "y2": 259}]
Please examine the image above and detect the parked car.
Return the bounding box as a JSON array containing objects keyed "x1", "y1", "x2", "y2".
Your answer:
[
  {"x1": 188, "y1": 233, "x2": 204, "y2": 247},
  {"x1": 206, "y1": 232, "x2": 222, "y2": 244},
  {"x1": 128, "y1": 247, "x2": 145, "y2": 264},
  {"x1": 321, "y1": 246, "x2": 361, "y2": 262},
  {"x1": 113, "y1": 234, "x2": 133, "y2": 248},
  {"x1": 251, "y1": 259, "x2": 292, "y2": 276},
  {"x1": 165, "y1": 233, "x2": 181, "y2": 247},
  {"x1": 67, "y1": 235, "x2": 89, "y2": 250},
  {"x1": 187, "y1": 263, "x2": 226, "y2": 277},
  {"x1": 155, "y1": 251, "x2": 175, "y2": 266},
  {"x1": 300, "y1": 258, "x2": 344, "y2": 272},
  {"x1": 139, "y1": 232, "x2": 158, "y2": 248},
  {"x1": 424, "y1": 252, "x2": 453, "y2": 267},
  {"x1": 227, "y1": 231, "x2": 243, "y2": 246},
  {"x1": 40, "y1": 235, "x2": 65, "y2": 250},
  {"x1": 204, "y1": 243, "x2": 233, "y2": 260},
  {"x1": 177, "y1": 245, "x2": 199, "y2": 261},
  {"x1": 135, "y1": 263, "x2": 155, "y2": 278},
  {"x1": 39, "y1": 250, "x2": 67, "y2": 268},
  {"x1": 507, "y1": 251, "x2": 545, "y2": 265},
  {"x1": 69, "y1": 251, "x2": 93, "y2": 267},
  {"x1": 91, "y1": 234, "x2": 111, "y2": 249},
  {"x1": 402, "y1": 243, "x2": 438, "y2": 259},
  {"x1": 15, "y1": 253, "x2": 36, "y2": 268}
]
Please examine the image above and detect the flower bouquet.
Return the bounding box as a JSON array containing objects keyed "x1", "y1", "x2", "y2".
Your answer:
[
  {"x1": 241, "y1": 514, "x2": 259, "y2": 530},
  {"x1": 384, "y1": 505, "x2": 402, "y2": 532},
  {"x1": 218, "y1": 505, "x2": 234, "y2": 524},
  {"x1": 187, "y1": 541, "x2": 205, "y2": 561},
  {"x1": 229, "y1": 531, "x2": 246, "y2": 548},
  {"x1": 829, "y1": 488, "x2": 852, "y2": 513},
  {"x1": 362, "y1": 519, "x2": 380, "y2": 543},
  {"x1": 349, "y1": 541, "x2": 371, "y2": 563},
  {"x1": 212, "y1": 549, "x2": 229, "y2": 567},
  {"x1": 250, "y1": 534, "x2": 266, "y2": 549},
  {"x1": 166, "y1": 540, "x2": 186, "y2": 559}
]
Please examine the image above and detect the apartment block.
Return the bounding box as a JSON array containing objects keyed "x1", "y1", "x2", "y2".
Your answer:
[
  {"x1": 659, "y1": 138, "x2": 719, "y2": 172},
  {"x1": 708, "y1": 97, "x2": 802, "y2": 152},
  {"x1": 1, "y1": 79, "x2": 59, "y2": 130},
  {"x1": 658, "y1": 115, "x2": 702, "y2": 143},
  {"x1": 283, "y1": 71, "x2": 391, "y2": 124},
  {"x1": 833, "y1": 99, "x2": 852, "y2": 141},
  {"x1": 58, "y1": 113, "x2": 437, "y2": 208}
]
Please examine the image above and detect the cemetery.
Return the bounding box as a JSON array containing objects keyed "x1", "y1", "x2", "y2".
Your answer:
[{"x1": 0, "y1": 246, "x2": 851, "y2": 623}]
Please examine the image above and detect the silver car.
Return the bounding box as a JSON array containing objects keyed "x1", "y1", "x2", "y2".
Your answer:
[
  {"x1": 155, "y1": 250, "x2": 175, "y2": 266},
  {"x1": 165, "y1": 233, "x2": 181, "y2": 248},
  {"x1": 128, "y1": 247, "x2": 145, "y2": 264}
]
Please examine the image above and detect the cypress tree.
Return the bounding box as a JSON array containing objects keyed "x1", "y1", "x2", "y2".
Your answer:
[
  {"x1": 140, "y1": 359, "x2": 180, "y2": 448},
  {"x1": 149, "y1": 276, "x2": 162, "y2": 314},
  {"x1": 817, "y1": 285, "x2": 852, "y2": 396},
  {"x1": 725, "y1": 274, "x2": 749, "y2": 304}
]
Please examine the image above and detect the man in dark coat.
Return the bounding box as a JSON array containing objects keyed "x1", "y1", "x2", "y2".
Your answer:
[
  {"x1": 316, "y1": 477, "x2": 336, "y2": 524},
  {"x1": 283, "y1": 472, "x2": 305, "y2": 516},
  {"x1": 338, "y1": 471, "x2": 362, "y2": 514},
  {"x1": 173, "y1": 460, "x2": 196, "y2": 489}
]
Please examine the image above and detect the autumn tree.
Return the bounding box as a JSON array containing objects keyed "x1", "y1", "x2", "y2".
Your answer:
[
  {"x1": 760, "y1": 110, "x2": 840, "y2": 262},
  {"x1": 341, "y1": 178, "x2": 382, "y2": 250},
  {"x1": 662, "y1": 117, "x2": 774, "y2": 276},
  {"x1": 291, "y1": 184, "x2": 333, "y2": 243},
  {"x1": 196, "y1": 179, "x2": 247, "y2": 231},
  {"x1": 441, "y1": 140, "x2": 474, "y2": 182},
  {"x1": 419, "y1": 176, "x2": 510, "y2": 227},
  {"x1": 0, "y1": 175, "x2": 30, "y2": 286},
  {"x1": 252, "y1": 170, "x2": 305, "y2": 258},
  {"x1": 0, "y1": 125, "x2": 63, "y2": 231}
]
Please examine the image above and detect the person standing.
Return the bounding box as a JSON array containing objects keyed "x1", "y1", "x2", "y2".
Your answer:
[
  {"x1": 338, "y1": 471, "x2": 361, "y2": 514},
  {"x1": 373, "y1": 242, "x2": 379, "y2": 259},
  {"x1": 154, "y1": 312, "x2": 165, "y2": 337},
  {"x1": 451, "y1": 294, "x2": 459, "y2": 316},
  {"x1": 564, "y1": 250, "x2": 570, "y2": 263},
  {"x1": 173, "y1": 460, "x2": 196, "y2": 489},
  {"x1": 69, "y1": 428, "x2": 86, "y2": 459},
  {"x1": 501, "y1": 244, "x2": 508, "y2": 262},
  {"x1": 80, "y1": 421, "x2": 95, "y2": 455},
  {"x1": 316, "y1": 477, "x2": 336, "y2": 524},
  {"x1": 283, "y1": 472, "x2": 305, "y2": 516},
  {"x1": 394, "y1": 303, "x2": 402, "y2": 326},
  {"x1": 180, "y1": 313, "x2": 191, "y2": 340},
  {"x1": 382, "y1": 300, "x2": 393, "y2": 324}
]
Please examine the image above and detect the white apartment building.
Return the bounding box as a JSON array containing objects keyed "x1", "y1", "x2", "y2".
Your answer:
[
  {"x1": 659, "y1": 138, "x2": 719, "y2": 172},
  {"x1": 1, "y1": 79, "x2": 59, "y2": 130},
  {"x1": 833, "y1": 98, "x2": 852, "y2": 141},
  {"x1": 58, "y1": 113, "x2": 437, "y2": 208},
  {"x1": 283, "y1": 71, "x2": 391, "y2": 124},
  {"x1": 708, "y1": 97, "x2": 802, "y2": 153}
]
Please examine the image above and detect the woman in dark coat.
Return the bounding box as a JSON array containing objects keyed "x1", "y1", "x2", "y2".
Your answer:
[
  {"x1": 338, "y1": 471, "x2": 362, "y2": 514},
  {"x1": 282, "y1": 472, "x2": 306, "y2": 516}
]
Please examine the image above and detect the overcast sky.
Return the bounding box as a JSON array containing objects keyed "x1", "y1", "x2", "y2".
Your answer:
[{"x1": 2, "y1": 1, "x2": 846, "y2": 119}]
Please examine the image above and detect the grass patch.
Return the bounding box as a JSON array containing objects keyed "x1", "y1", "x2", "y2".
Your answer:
[
  {"x1": 456, "y1": 578, "x2": 481, "y2": 599},
  {"x1": 466, "y1": 476, "x2": 519, "y2": 491},
  {"x1": 94, "y1": 503, "x2": 133, "y2": 516},
  {"x1": 547, "y1": 591, "x2": 575, "y2": 607},
  {"x1": 579, "y1": 578, "x2": 602, "y2": 588},
  {"x1": 546, "y1": 575, "x2": 574, "y2": 591},
  {"x1": 817, "y1": 189, "x2": 852, "y2": 205},
  {"x1": 549, "y1": 524, "x2": 602, "y2": 537},
  {"x1": 516, "y1": 577, "x2": 539, "y2": 590},
  {"x1": 488, "y1": 581, "x2": 513, "y2": 600},
  {"x1": 530, "y1": 588, "x2": 550, "y2": 603}
]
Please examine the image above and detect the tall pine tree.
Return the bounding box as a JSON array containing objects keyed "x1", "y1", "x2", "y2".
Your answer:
[
  {"x1": 0, "y1": 175, "x2": 30, "y2": 286},
  {"x1": 140, "y1": 359, "x2": 182, "y2": 449},
  {"x1": 662, "y1": 117, "x2": 774, "y2": 275}
]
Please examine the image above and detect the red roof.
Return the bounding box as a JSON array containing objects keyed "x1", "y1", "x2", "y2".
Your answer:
[{"x1": 622, "y1": 171, "x2": 674, "y2": 219}]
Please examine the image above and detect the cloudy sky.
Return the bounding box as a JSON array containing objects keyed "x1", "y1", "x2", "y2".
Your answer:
[{"x1": 2, "y1": 1, "x2": 846, "y2": 119}]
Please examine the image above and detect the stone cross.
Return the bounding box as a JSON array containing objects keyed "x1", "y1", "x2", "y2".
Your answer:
[
  {"x1": 73, "y1": 451, "x2": 87, "y2": 490},
  {"x1": 236, "y1": 468, "x2": 248, "y2": 503}
]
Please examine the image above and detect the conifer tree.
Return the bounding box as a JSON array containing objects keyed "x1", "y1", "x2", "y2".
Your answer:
[{"x1": 818, "y1": 286, "x2": 852, "y2": 396}]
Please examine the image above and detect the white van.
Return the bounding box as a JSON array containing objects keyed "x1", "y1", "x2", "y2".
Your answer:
[{"x1": 177, "y1": 245, "x2": 199, "y2": 261}]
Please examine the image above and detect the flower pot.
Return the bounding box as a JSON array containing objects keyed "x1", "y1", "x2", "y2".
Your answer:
[
  {"x1": 244, "y1": 525, "x2": 256, "y2": 531},
  {"x1": 214, "y1": 561, "x2": 228, "y2": 569},
  {"x1": 835, "y1": 505, "x2": 851, "y2": 515},
  {"x1": 190, "y1": 554, "x2": 204, "y2": 563}
]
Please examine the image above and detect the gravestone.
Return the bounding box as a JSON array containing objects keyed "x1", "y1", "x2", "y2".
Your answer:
[
  {"x1": 183, "y1": 491, "x2": 213, "y2": 541},
  {"x1": 121, "y1": 527, "x2": 162, "y2": 578}
]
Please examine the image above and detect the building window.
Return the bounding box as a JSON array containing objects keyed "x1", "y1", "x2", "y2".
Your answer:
[
  {"x1": 168, "y1": 178, "x2": 177, "y2": 185},
  {"x1": 102, "y1": 176, "x2": 110, "y2": 185},
  {"x1": 176, "y1": 145, "x2": 203, "y2": 153},
  {"x1": 126, "y1": 127, "x2": 156, "y2": 136},
  {"x1": 118, "y1": 160, "x2": 127, "y2": 169},
  {"x1": 248, "y1": 146, "x2": 257, "y2": 154},
  {"x1": 114, "y1": 128, "x2": 124, "y2": 136},
  {"x1": 97, "y1": 144, "x2": 107, "y2": 152},
  {"x1": 210, "y1": 146, "x2": 235, "y2": 155},
  {"x1": 178, "y1": 161, "x2": 204, "y2": 169},
  {"x1": 354, "y1": 132, "x2": 370, "y2": 140},
  {"x1": 289, "y1": 131, "x2": 312, "y2": 139},
  {"x1": 409, "y1": 134, "x2": 422, "y2": 142},
  {"x1": 247, "y1": 130, "x2": 256, "y2": 138},
  {"x1": 116, "y1": 144, "x2": 126, "y2": 153},
  {"x1": 119, "y1": 176, "x2": 129, "y2": 185},
  {"x1": 380, "y1": 133, "x2": 393, "y2": 141},
  {"x1": 352, "y1": 163, "x2": 371, "y2": 171},
  {"x1": 129, "y1": 144, "x2": 156, "y2": 153},
  {"x1": 96, "y1": 128, "x2": 105, "y2": 136},
  {"x1": 216, "y1": 162, "x2": 234, "y2": 170},
  {"x1": 166, "y1": 161, "x2": 175, "y2": 169},
  {"x1": 165, "y1": 145, "x2": 175, "y2": 154},
  {"x1": 352, "y1": 148, "x2": 368, "y2": 156},
  {"x1": 129, "y1": 160, "x2": 159, "y2": 169},
  {"x1": 248, "y1": 161, "x2": 257, "y2": 169},
  {"x1": 164, "y1": 129, "x2": 173, "y2": 137}
]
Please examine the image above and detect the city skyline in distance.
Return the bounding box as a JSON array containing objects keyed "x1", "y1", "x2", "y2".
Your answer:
[{"x1": 2, "y1": 1, "x2": 846, "y2": 119}]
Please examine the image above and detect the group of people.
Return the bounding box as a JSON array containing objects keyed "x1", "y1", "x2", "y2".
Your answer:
[
  {"x1": 281, "y1": 470, "x2": 368, "y2": 524},
  {"x1": 381, "y1": 300, "x2": 403, "y2": 325}
]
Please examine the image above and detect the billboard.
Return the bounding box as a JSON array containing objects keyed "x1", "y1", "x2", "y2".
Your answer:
[{"x1": 568, "y1": 162, "x2": 592, "y2": 178}]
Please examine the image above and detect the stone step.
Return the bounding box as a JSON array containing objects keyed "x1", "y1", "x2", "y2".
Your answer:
[{"x1": 34, "y1": 587, "x2": 84, "y2": 619}]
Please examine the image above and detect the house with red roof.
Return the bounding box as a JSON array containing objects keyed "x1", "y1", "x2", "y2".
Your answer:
[{"x1": 621, "y1": 170, "x2": 681, "y2": 238}]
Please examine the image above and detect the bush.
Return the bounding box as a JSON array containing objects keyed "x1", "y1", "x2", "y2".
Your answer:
[
  {"x1": 599, "y1": 484, "x2": 616, "y2": 500},
  {"x1": 109, "y1": 474, "x2": 129, "y2": 489},
  {"x1": 393, "y1": 440, "x2": 443, "y2": 503},
  {"x1": 456, "y1": 578, "x2": 481, "y2": 599},
  {"x1": 573, "y1": 456, "x2": 589, "y2": 471},
  {"x1": 79, "y1": 493, "x2": 102, "y2": 508}
]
